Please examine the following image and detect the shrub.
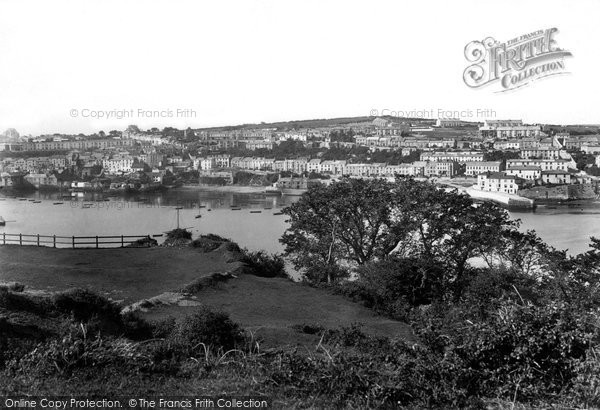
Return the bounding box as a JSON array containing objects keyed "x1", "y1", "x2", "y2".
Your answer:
[
  {"x1": 291, "y1": 323, "x2": 324, "y2": 335},
  {"x1": 411, "y1": 299, "x2": 600, "y2": 402},
  {"x1": 303, "y1": 264, "x2": 349, "y2": 284},
  {"x1": 190, "y1": 234, "x2": 230, "y2": 252},
  {"x1": 169, "y1": 307, "x2": 243, "y2": 351},
  {"x1": 9, "y1": 327, "x2": 151, "y2": 376},
  {"x1": 0, "y1": 282, "x2": 25, "y2": 292},
  {"x1": 165, "y1": 228, "x2": 192, "y2": 240},
  {"x1": 126, "y1": 236, "x2": 158, "y2": 248},
  {"x1": 151, "y1": 317, "x2": 176, "y2": 339},
  {"x1": 51, "y1": 289, "x2": 152, "y2": 339},
  {"x1": 0, "y1": 288, "x2": 52, "y2": 315},
  {"x1": 241, "y1": 250, "x2": 287, "y2": 278},
  {"x1": 52, "y1": 289, "x2": 121, "y2": 323}
]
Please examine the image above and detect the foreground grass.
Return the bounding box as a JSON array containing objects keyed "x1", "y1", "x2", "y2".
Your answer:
[{"x1": 1, "y1": 286, "x2": 597, "y2": 409}]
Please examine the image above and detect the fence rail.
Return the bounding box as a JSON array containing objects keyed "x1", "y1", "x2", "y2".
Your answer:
[{"x1": 0, "y1": 233, "x2": 154, "y2": 248}]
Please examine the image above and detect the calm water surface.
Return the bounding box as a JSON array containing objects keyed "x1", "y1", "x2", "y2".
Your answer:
[{"x1": 0, "y1": 188, "x2": 599, "y2": 256}]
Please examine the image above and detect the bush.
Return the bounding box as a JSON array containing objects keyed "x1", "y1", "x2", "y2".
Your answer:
[
  {"x1": 241, "y1": 250, "x2": 287, "y2": 278},
  {"x1": 10, "y1": 327, "x2": 151, "y2": 376},
  {"x1": 291, "y1": 323, "x2": 324, "y2": 335},
  {"x1": 267, "y1": 326, "x2": 480, "y2": 408},
  {"x1": 52, "y1": 289, "x2": 121, "y2": 323},
  {"x1": 169, "y1": 307, "x2": 243, "y2": 351},
  {"x1": 190, "y1": 234, "x2": 231, "y2": 252},
  {"x1": 334, "y1": 257, "x2": 441, "y2": 320},
  {"x1": 0, "y1": 288, "x2": 53, "y2": 315},
  {"x1": 52, "y1": 289, "x2": 152, "y2": 339},
  {"x1": 165, "y1": 228, "x2": 192, "y2": 240},
  {"x1": 0, "y1": 282, "x2": 25, "y2": 292},
  {"x1": 411, "y1": 299, "x2": 600, "y2": 402}
]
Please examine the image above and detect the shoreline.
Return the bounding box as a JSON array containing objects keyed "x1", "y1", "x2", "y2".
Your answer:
[{"x1": 179, "y1": 184, "x2": 267, "y2": 194}]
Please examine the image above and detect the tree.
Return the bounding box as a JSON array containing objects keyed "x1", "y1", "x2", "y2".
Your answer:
[
  {"x1": 281, "y1": 178, "x2": 517, "y2": 290},
  {"x1": 281, "y1": 178, "x2": 406, "y2": 283},
  {"x1": 126, "y1": 125, "x2": 141, "y2": 134}
]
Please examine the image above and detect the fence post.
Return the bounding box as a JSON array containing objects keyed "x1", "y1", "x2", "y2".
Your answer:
[
  {"x1": 37, "y1": 234, "x2": 40, "y2": 247},
  {"x1": 72, "y1": 236, "x2": 75, "y2": 248},
  {"x1": 2, "y1": 232, "x2": 5, "y2": 245},
  {"x1": 121, "y1": 235, "x2": 124, "y2": 247},
  {"x1": 53, "y1": 235, "x2": 56, "y2": 248},
  {"x1": 147, "y1": 235, "x2": 151, "y2": 247},
  {"x1": 19, "y1": 233, "x2": 22, "y2": 246},
  {"x1": 96, "y1": 236, "x2": 99, "y2": 249}
]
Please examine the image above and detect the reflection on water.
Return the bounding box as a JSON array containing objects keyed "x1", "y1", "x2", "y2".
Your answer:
[
  {"x1": 510, "y1": 200, "x2": 600, "y2": 256},
  {"x1": 0, "y1": 188, "x2": 599, "y2": 256},
  {"x1": 0, "y1": 188, "x2": 299, "y2": 253}
]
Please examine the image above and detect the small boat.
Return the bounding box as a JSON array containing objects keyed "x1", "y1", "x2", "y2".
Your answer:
[
  {"x1": 231, "y1": 207, "x2": 241, "y2": 211},
  {"x1": 33, "y1": 201, "x2": 41, "y2": 204},
  {"x1": 0, "y1": 216, "x2": 5, "y2": 226},
  {"x1": 207, "y1": 209, "x2": 212, "y2": 211},
  {"x1": 18, "y1": 198, "x2": 27, "y2": 201},
  {"x1": 53, "y1": 202, "x2": 63, "y2": 205},
  {"x1": 250, "y1": 210, "x2": 262, "y2": 213},
  {"x1": 175, "y1": 206, "x2": 184, "y2": 210},
  {"x1": 198, "y1": 205, "x2": 206, "y2": 208},
  {"x1": 273, "y1": 212, "x2": 284, "y2": 215},
  {"x1": 152, "y1": 234, "x2": 164, "y2": 237},
  {"x1": 195, "y1": 215, "x2": 202, "y2": 219},
  {"x1": 28, "y1": 199, "x2": 36, "y2": 202},
  {"x1": 264, "y1": 207, "x2": 272, "y2": 210}
]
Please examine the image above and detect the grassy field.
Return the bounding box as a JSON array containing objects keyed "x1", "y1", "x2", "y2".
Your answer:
[
  {"x1": 143, "y1": 274, "x2": 415, "y2": 347},
  {"x1": 0, "y1": 245, "x2": 413, "y2": 345},
  {"x1": 0, "y1": 245, "x2": 236, "y2": 303}
]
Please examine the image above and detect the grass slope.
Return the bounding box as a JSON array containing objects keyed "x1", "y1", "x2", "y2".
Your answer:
[
  {"x1": 0, "y1": 246, "x2": 236, "y2": 303},
  {"x1": 143, "y1": 274, "x2": 415, "y2": 347}
]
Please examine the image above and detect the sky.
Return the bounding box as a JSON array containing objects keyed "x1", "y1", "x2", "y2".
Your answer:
[{"x1": 0, "y1": 0, "x2": 598, "y2": 136}]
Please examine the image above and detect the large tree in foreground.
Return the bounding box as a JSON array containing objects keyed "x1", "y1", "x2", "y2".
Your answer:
[
  {"x1": 281, "y1": 177, "x2": 517, "y2": 285},
  {"x1": 281, "y1": 178, "x2": 407, "y2": 282}
]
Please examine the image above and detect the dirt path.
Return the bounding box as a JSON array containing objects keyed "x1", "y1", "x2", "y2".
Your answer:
[{"x1": 0, "y1": 245, "x2": 235, "y2": 303}]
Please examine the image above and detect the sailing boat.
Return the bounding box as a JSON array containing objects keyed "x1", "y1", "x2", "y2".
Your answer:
[{"x1": 0, "y1": 216, "x2": 5, "y2": 226}]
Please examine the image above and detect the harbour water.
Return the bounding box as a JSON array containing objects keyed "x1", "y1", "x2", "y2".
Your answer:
[{"x1": 0, "y1": 187, "x2": 599, "y2": 256}]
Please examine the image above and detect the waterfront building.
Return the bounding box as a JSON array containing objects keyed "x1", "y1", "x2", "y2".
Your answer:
[
  {"x1": 465, "y1": 161, "x2": 503, "y2": 176},
  {"x1": 541, "y1": 170, "x2": 572, "y2": 185},
  {"x1": 477, "y1": 172, "x2": 525, "y2": 194}
]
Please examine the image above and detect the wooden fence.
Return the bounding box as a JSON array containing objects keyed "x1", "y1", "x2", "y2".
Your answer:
[{"x1": 0, "y1": 233, "x2": 154, "y2": 248}]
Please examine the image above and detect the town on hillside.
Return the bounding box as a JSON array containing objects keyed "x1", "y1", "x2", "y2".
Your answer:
[{"x1": 1, "y1": 118, "x2": 599, "y2": 204}]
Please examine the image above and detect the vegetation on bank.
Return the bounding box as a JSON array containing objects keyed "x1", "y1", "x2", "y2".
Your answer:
[
  {"x1": 1, "y1": 178, "x2": 599, "y2": 408},
  {"x1": 279, "y1": 177, "x2": 600, "y2": 407}
]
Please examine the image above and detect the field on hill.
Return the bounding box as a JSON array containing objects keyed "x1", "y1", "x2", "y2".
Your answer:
[{"x1": 0, "y1": 245, "x2": 235, "y2": 303}]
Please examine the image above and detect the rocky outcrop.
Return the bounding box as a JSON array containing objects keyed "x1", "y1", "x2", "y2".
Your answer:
[{"x1": 520, "y1": 183, "x2": 598, "y2": 200}]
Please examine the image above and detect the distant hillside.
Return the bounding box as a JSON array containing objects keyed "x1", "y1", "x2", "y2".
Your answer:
[{"x1": 193, "y1": 115, "x2": 437, "y2": 132}]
